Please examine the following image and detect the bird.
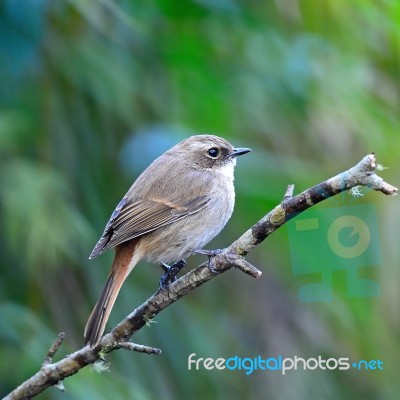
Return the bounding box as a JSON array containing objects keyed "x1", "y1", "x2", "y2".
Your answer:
[{"x1": 84, "y1": 134, "x2": 251, "y2": 346}]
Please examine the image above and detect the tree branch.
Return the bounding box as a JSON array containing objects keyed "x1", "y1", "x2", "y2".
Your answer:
[{"x1": 5, "y1": 153, "x2": 397, "y2": 400}]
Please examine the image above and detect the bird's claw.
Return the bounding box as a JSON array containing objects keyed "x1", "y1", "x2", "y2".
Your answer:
[
  {"x1": 194, "y1": 249, "x2": 223, "y2": 274},
  {"x1": 159, "y1": 260, "x2": 187, "y2": 289}
]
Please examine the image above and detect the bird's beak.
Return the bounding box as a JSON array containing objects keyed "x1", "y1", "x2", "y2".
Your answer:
[{"x1": 228, "y1": 147, "x2": 251, "y2": 158}]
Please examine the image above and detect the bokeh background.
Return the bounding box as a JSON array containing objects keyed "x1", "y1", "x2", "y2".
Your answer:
[{"x1": 1, "y1": 0, "x2": 399, "y2": 399}]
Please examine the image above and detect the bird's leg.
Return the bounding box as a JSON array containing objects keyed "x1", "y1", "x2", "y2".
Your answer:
[
  {"x1": 194, "y1": 249, "x2": 223, "y2": 274},
  {"x1": 159, "y1": 260, "x2": 187, "y2": 289}
]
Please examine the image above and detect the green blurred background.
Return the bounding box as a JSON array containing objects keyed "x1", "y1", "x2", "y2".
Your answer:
[{"x1": 1, "y1": 0, "x2": 399, "y2": 399}]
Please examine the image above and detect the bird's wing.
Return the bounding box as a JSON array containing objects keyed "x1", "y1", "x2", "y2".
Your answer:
[{"x1": 89, "y1": 194, "x2": 210, "y2": 259}]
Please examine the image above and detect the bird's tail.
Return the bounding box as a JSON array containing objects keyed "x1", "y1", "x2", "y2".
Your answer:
[{"x1": 84, "y1": 240, "x2": 139, "y2": 347}]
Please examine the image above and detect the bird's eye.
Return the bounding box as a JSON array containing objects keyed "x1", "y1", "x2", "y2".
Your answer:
[{"x1": 207, "y1": 147, "x2": 219, "y2": 158}]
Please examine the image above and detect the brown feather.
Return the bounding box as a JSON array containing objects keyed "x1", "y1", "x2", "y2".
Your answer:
[
  {"x1": 84, "y1": 239, "x2": 139, "y2": 346},
  {"x1": 90, "y1": 194, "x2": 210, "y2": 259}
]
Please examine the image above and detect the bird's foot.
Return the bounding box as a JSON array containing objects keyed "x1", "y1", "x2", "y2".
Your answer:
[
  {"x1": 159, "y1": 260, "x2": 187, "y2": 289},
  {"x1": 194, "y1": 249, "x2": 223, "y2": 274}
]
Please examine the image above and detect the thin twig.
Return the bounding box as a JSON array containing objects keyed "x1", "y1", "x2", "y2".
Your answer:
[
  {"x1": 42, "y1": 332, "x2": 66, "y2": 367},
  {"x1": 113, "y1": 342, "x2": 162, "y2": 355}
]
